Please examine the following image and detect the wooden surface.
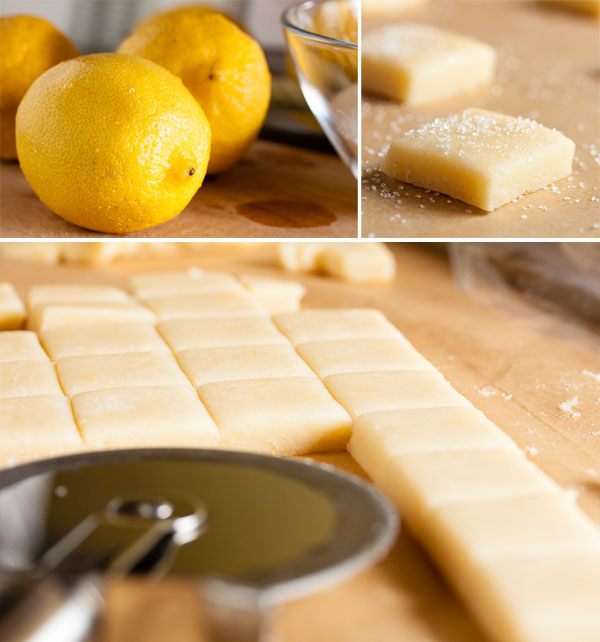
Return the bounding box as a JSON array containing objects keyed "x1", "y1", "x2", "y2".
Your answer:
[
  {"x1": 0, "y1": 140, "x2": 357, "y2": 238},
  {"x1": 2, "y1": 243, "x2": 600, "y2": 642},
  {"x1": 361, "y1": 0, "x2": 600, "y2": 238}
]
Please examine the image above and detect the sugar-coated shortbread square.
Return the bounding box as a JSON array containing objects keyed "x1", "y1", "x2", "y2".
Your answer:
[
  {"x1": 383, "y1": 108, "x2": 575, "y2": 211},
  {"x1": 198, "y1": 377, "x2": 352, "y2": 455},
  {"x1": 130, "y1": 270, "x2": 242, "y2": 299},
  {"x1": 71, "y1": 385, "x2": 219, "y2": 449},
  {"x1": 324, "y1": 370, "x2": 471, "y2": 418},
  {"x1": 0, "y1": 283, "x2": 26, "y2": 331},
  {"x1": 0, "y1": 395, "x2": 82, "y2": 463},
  {"x1": 177, "y1": 345, "x2": 314, "y2": 387},
  {"x1": 0, "y1": 361, "x2": 63, "y2": 398},
  {"x1": 55, "y1": 352, "x2": 189, "y2": 396},
  {"x1": 348, "y1": 406, "x2": 517, "y2": 475},
  {"x1": 0, "y1": 331, "x2": 48, "y2": 363},
  {"x1": 274, "y1": 309, "x2": 401, "y2": 345},
  {"x1": 237, "y1": 275, "x2": 306, "y2": 313},
  {"x1": 363, "y1": 24, "x2": 496, "y2": 105},
  {"x1": 296, "y1": 338, "x2": 433, "y2": 378},
  {"x1": 158, "y1": 316, "x2": 287, "y2": 352},
  {"x1": 143, "y1": 291, "x2": 263, "y2": 320},
  {"x1": 41, "y1": 323, "x2": 170, "y2": 360},
  {"x1": 27, "y1": 284, "x2": 129, "y2": 311}
]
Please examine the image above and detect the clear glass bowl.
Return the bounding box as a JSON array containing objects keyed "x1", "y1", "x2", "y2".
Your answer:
[{"x1": 282, "y1": 0, "x2": 358, "y2": 178}]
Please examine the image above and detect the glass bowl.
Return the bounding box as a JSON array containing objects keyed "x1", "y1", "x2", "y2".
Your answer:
[{"x1": 282, "y1": 0, "x2": 358, "y2": 178}]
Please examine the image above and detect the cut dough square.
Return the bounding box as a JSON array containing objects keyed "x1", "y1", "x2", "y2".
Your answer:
[
  {"x1": 198, "y1": 377, "x2": 352, "y2": 455},
  {"x1": 0, "y1": 283, "x2": 25, "y2": 331},
  {"x1": 158, "y1": 316, "x2": 287, "y2": 353},
  {"x1": 71, "y1": 385, "x2": 219, "y2": 449},
  {"x1": 41, "y1": 323, "x2": 170, "y2": 360},
  {"x1": 362, "y1": 24, "x2": 496, "y2": 105},
  {"x1": 348, "y1": 406, "x2": 517, "y2": 475},
  {"x1": 382, "y1": 449, "x2": 557, "y2": 535},
  {"x1": 273, "y1": 309, "x2": 401, "y2": 344},
  {"x1": 27, "y1": 284, "x2": 129, "y2": 310},
  {"x1": 318, "y1": 243, "x2": 396, "y2": 284},
  {"x1": 324, "y1": 370, "x2": 471, "y2": 418},
  {"x1": 177, "y1": 345, "x2": 314, "y2": 387},
  {"x1": 28, "y1": 302, "x2": 156, "y2": 333},
  {"x1": 383, "y1": 108, "x2": 575, "y2": 212},
  {"x1": 0, "y1": 331, "x2": 48, "y2": 363},
  {"x1": 237, "y1": 275, "x2": 306, "y2": 313},
  {"x1": 143, "y1": 291, "x2": 263, "y2": 320},
  {"x1": 55, "y1": 352, "x2": 189, "y2": 396},
  {"x1": 296, "y1": 338, "x2": 433, "y2": 378},
  {"x1": 0, "y1": 362, "x2": 63, "y2": 398},
  {"x1": 0, "y1": 395, "x2": 82, "y2": 463},
  {"x1": 130, "y1": 270, "x2": 241, "y2": 299}
]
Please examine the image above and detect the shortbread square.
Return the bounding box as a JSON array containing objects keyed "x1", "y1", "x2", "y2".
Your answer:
[
  {"x1": 324, "y1": 370, "x2": 471, "y2": 418},
  {"x1": 363, "y1": 24, "x2": 496, "y2": 105},
  {"x1": 0, "y1": 361, "x2": 63, "y2": 398},
  {"x1": 198, "y1": 377, "x2": 352, "y2": 455},
  {"x1": 41, "y1": 323, "x2": 170, "y2": 360},
  {"x1": 71, "y1": 385, "x2": 219, "y2": 449},
  {"x1": 237, "y1": 275, "x2": 306, "y2": 313},
  {"x1": 27, "y1": 284, "x2": 129, "y2": 310},
  {"x1": 296, "y1": 338, "x2": 433, "y2": 378},
  {"x1": 143, "y1": 291, "x2": 263, "y2": 320},
  {"x1": 0, "y1": 395, "x2": 82, "y2": 463},
  {"x1": 177, "y1": 345, "x2": 314, "y2": 387},
  {"x1": 0, "y1": 331, "x2": 48, "y2": 363},
  {"x1": 158, "y1": 316, "x2": 288, "y2": 352},
  {"x1": 0, "y1": 283, "x2": 25, "y2": 331},
  {"x1": 274, "y1": 309, "x2": 401, "y2": 344},
  {"x1": 383, "y1": 108, "x2": 575, "y2": 211},
  {"x1": 55, "y1": 352, "x2": 189, "y2": 396},
  {"x1": 130, "y1": 270, "x2": 241, "y2": 299}
]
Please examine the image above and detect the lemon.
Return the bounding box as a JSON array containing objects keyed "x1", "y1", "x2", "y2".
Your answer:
[
  {"x1": 16, "y1": 53, "x2": 211, "y2": 234},
  {"x1": 1, "y1": 15, "x2": 78, "y2": 160},
  {"x1": 118, "y1": 7, "x2": 271, "y2": 174}
]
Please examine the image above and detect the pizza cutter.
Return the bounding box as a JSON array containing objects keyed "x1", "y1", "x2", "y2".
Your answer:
[{"x1": 0, "y1": 449, "x2": 398, "y2": 642}]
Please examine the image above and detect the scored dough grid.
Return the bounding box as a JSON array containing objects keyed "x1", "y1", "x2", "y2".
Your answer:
[{"x1": 1, "y1": 269, "x2": 599, "y2": 642}]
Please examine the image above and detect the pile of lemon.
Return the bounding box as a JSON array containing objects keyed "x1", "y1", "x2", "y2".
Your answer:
[{"x1": 0, "y1": 8, "x2": 271, "y2": 233}]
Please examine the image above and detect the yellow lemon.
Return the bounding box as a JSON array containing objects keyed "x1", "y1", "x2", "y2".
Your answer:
[
  {"x1": 1, "y1": 15, "x2": 78, "y2": 160},
  {"x1": 118, "y1": 7, "x2": 271, "y2": 174},
  {"x1": 16, "y1": 53, "x2": 211, "y2": 234}
]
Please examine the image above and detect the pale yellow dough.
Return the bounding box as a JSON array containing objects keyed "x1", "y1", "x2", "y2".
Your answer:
[
  {"x1": 363, "y1": 24, "x2": 496, "y2": 105},
  {"x1": 55, "y1": 352, "x2": 190, "y2": 396},
  {"x1": 296, "y1": 338, "x2": 433, "y2": 378},
  {"x1": 0, "y1": 331, "x2": 48, "y2": 363},
  {"x1": 72, "y1": 385, "x2": 219, "y2": 449},
  {"x1": 0, "y1": 395, "x2": 82, "y2": 464},
  {"x1": 324, "y1": 370, "x2": 472, "y2": 418},
  {"x1": 177, "y1": 345, "x2": 314, "y2": 387},
  {"x1": 0, "y1": 283, "x2": 25, "y2": 330},
  {"x1": 274, "y1": 308, "x2": 400, "y2": 344},
  {"x1": 0, "y1": 362, "x2": 63, "y2": 399},
  {"x1": 143, "y1": 291, "x2": 263, "y2": 321},
  {"x1": 198, "y1": 377, "x2": 352, "y2": 455},
  {"x1": 27, "y1": 285, "x2": 129, "y2": 310},
  {"x1": 41, "y1": 323, "x2": 170, "y2": 360},
  {"x1": 158, "y1": 316, "x2": 287, "y2": 352},
  {"x1": 237, "y1": 275, "x2": 306, "y2": 313},
  {"x1": 130, "y1": 270, "x2": 242, "y2": 299},
  {"x1": 383, "y1": 108, "x2": 575, "y2": 212}
]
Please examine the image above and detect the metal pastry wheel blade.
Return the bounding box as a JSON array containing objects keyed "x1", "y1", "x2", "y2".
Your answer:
[{"x1": 0, "y1": 449, "x2": 398, "y2": 642}]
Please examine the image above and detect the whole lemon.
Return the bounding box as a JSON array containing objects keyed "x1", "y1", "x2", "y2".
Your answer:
[
  {"x1": 1, "y1": 15, "x2": 78, "y2": 160},
  {"x1": 118, "y1": 7, "x2": 271, "y2": 175},
  {"x1": 16, "y1": 53, "x2": 211, "y2": 234}
]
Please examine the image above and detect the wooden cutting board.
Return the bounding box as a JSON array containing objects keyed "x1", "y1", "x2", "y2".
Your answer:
[
  {"x1": 2, "y1": 243, "x2": 599, "y2": 642},
  {"x1": 0, "y1": 140, "x2": 357, "y2": 238}
]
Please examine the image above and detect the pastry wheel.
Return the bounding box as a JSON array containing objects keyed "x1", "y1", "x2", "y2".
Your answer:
[{"x1": 0, "y1": 449, "x2": 398, "y2": 642}]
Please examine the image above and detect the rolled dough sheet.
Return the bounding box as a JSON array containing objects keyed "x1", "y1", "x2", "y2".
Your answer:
[
  {"x1": 0, "y1": 361, "x2": 63, "y2": 399},
  {"x1": 157, "y1": 316, "x2": 288, "y2": 352},
  {"x1": 130, "y1": 270, "x2": 242, "y2": 299},
  {"x1": 55, "y1": 352, "x2": 190, "y2": 396},
  {"x1": 176, "y1": 345, "x2": 314, "y2": 387},
  {"x1": 143, "y1": 291, "x2": 263, "y2": 320},
  {"x1": 0, "y1": 331, "x2": 48, "y2": 363},
  {"x1": 237, "y1": 275, "x2": 306, "y2": 313},
  {"x1": 324, "y1": 370, "x2": 472, "y2": 418},
  {"x1": 0, "y1": 283, "x2": 25, "y2": 330},
  {"x1": 71, "y1": 385, "x2": 219, "y2": 449},
  {"x1": 198, "y1": 377, "x2": 352, "y2": 455},
  {"x1": 0, "y1": 395, "x2": 82, "y2": 464},
  {"x1": 27, "y1": 284, "x2": 129, "y2": 310},
  {"x1": 41, "y1": 323, "x2": 170, "y2": 360},
  {"x1": 296, "y1": 338, "x2": 434, "y2": 378}
]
